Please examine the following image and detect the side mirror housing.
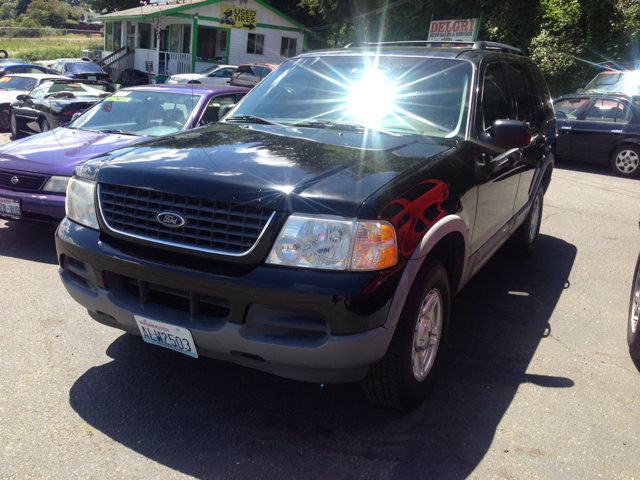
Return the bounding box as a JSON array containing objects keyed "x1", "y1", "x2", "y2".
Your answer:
[
  {"x1": 490, "y1": 119, "x2": 531, "y2": 149},
  {"x1": 71, "y1": 112, "x2": 82, "y2": 121},
  {"x1": 15, "y1": 94, "x2": 27, "y2": 101},
  {"x1": 576, "y1": 88, "x2": 584, "y2": 94},
  {"x1": 218, "y1": 104, "x2": 236, "y2": 120}
]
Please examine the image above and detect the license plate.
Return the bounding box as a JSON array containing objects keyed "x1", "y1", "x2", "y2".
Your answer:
[
  {"x1": 88, "y1": 76, "x2": 96, "y2": 81},
  {"x1": 0, "y1": 196, "x2": 20, "y2": 219},
  {"x1": 135, "y1": 316, "x2": 198, "y2": 358}
]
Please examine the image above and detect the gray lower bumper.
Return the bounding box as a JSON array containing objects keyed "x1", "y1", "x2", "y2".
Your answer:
[{"x1": 59, "y1": 266, "x2": 396, "y2": 383}]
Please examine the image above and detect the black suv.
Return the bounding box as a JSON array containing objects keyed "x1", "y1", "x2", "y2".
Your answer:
[{"x1": 56, "y1": 41, "x2": 556, "y2": 411}]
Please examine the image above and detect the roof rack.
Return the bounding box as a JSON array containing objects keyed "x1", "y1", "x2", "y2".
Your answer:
[{"x1": 344, "y1": 40, "x2": 525, "y2": 56}]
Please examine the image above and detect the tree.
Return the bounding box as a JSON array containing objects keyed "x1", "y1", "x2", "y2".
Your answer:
[
  {"x1": 23, "y1": 0, "x2": 78, "y2": 27},
  {"x1": 82, "y1": 0, "x2": 140, "y2": 15}
]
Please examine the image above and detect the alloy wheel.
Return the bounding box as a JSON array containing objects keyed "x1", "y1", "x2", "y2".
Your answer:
[{"x1": 411, "y1": 288, "x2": 443, "y2": 381}]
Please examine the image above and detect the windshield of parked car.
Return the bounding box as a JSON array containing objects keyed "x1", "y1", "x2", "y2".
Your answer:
[
  {"x1": 0, "y1": 75, "x2": 37, "y2": 91},
  {"x1": 583, "y1": 71, "x2": 640, "y2": 94},
  {"x1": 68, "y1": 90, "x2": 200, "y2": 136},
  {"x1": 67, "y1": 62, "x2": 103, "y2": 73},
  {"x1": 41, "y1": 81, "x2": 111, "y2": 98},
  {"x1": 227, "y1": 55, "x2": 472, "y2": 138}
]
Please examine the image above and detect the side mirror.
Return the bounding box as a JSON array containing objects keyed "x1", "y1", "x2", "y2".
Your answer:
[
  {"x1": 576, "y1": 88, "x2": 584, "y2": 94},
  {"x1": 15, "y1": 94, "x2": 27, "y2": 101},
  {"x1": 490, "y1": 119, "x2": 531, "y2": 149},
  {"x1": 59, "y1": 121, "x2": 69, "y2": 127},
  {"x1": 71, "y1": 112, "x2": 82, "y2": 121},
  {"x1": 218, "y1": 104, "x2": 236, "y2": 120}
]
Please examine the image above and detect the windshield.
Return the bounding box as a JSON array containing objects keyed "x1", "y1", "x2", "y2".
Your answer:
[
  {"x1": 583, "y1": 71, "x2": 640, "y2": 94},
  {"x1": 0, "y1": 76, "x2": 37, "y2": 91},
  {"x1": 227, "y1": 55, "x2": 472, "y2": 138},
  {"x1": 68, "y1": 63, "x2": 103, "y2": 73},
  {"x1": 44, "y1": 82, "x2": 112, "y2": 98},
  {"x1": 200, "y1": 65, "x2": 223, "y2": 75},
  {"x1": 69, "y1": 90, "x2": 200, "y2": 136}
]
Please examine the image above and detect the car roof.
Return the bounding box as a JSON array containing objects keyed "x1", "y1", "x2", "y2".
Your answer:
[
  {"x1": 237, "y1": 63, "x2": 280, "y2": 69},
  {"x1": 4, "y1": 73, "x2": 69, "y2": 80},
  {"x1": 123, "y1": 84, "x2": 251, "y2": 95},
  {"x1": 0, "y1": 64, "x2": 48, "y2": 69},
  {"x1": 554, "y1": 93, "x2": 636, "y2": 102}
]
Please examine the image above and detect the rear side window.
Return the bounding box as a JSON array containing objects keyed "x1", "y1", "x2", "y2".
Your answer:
[
  {"x1": 585, "y1": 99, "x2": 632, "y2": 123},
  {"x1": 481, "y1": 63, "x2": 511, "y2": 131}
]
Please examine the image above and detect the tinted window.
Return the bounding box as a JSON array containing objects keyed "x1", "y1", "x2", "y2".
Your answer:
[
  {"x1": 198, "y1": 94, "x2": 236, "y2": 126},
  {"x1": 585, "y1": 99, "x2": 630, "y2": 123},
  {"x1": 481, "y1": 63, "x2": 511, "y2": 131},
  {"x1": 67, "y1": 63, "x2": 103, "y2": 73},
  {"x1": 554, "y1": 98, "x2": 590, "y2": 120}
]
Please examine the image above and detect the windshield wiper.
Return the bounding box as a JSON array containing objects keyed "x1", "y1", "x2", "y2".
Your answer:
[
  {"x1": 100, "y1": 129, "x2": 141, "y2": 136},
  {"x1": 292, "y1": 120, "x2": 401, "y2": 136},
  {"x1": 225, "y1": 115, "x2": 279, "y2": 125}
]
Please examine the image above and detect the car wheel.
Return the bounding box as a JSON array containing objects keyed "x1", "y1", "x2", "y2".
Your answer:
[
  {"x1": 510, "y1": 187, "x2": 544, "y2": 258},
  {"x1": 10, "y1": 111, "x2": 24, "y2": 139},
  {"x1": 611, "y1": 145, "x2": 640, "y2": 178},
  {"x1": 40, "y1": 118, "x2": 51, "y2": 133},
  {"x1": 628, "y1": 253, "x2": 640, "y2": 359},
  {"x1": 0, "y1": 108, "x2": 10, "y2": 131},
  {"x1": 361, "y1": 259, "x2": 450, "y2": 411}
]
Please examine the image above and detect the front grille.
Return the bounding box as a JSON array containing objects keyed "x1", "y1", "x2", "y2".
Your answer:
[
  {"x1": 0, "y1": 169, "x2": 48, "y2": 192},
  {"x1": 98, "y1": 184, "x2": 275, "y2": 256}
]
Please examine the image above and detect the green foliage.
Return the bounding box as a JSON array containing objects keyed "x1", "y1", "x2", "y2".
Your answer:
[
  {"x1": 82, "y1": 0, "x2": 140, "y2": 14},
  {"x1": 23, "y1": 0, "x2": 77, "y2": 28},
  {"x1": 20, "y1": 44, "x2": 86, "y2": 62}
]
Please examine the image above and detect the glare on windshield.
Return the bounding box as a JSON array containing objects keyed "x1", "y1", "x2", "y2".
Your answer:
[
  {"x1": 69, "y1": 90, "x2": 200, "y2": 136},
  {"x1": 227, "y1": 55, "x2": 472, "y2": 138}
]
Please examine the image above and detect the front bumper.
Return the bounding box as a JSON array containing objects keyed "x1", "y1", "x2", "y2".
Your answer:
[
  {"x1": 0, "y1": 187, "x2": 65, "y2": 226},
  {"x1": 55, "y1": 218, "x2": 403, "y2": 383}
]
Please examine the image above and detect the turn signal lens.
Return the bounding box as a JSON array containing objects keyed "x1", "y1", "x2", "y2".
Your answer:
[{"x1": 350, "y1": 221, "x2": 397, "y2": 271}]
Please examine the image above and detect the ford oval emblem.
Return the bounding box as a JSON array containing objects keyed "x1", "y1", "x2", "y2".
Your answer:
[{"x1": 156, "y1": 211, "x2": 186, "y2": 228}]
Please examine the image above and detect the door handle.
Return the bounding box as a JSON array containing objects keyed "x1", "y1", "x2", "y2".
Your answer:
[
  {"x1": 560, "y1": 126, "x2": 572, "y2": 130},
  {"x1": 611, "y1": 129, "x2": 623, "y2": 133}
]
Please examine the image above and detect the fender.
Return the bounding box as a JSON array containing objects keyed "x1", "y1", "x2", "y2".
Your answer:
[
  {"x1": 608, "y1": 138, "x2": 640, "y2": 160},
  {"x1": 383, "y1": 215, "x2": 470, "y2": 329}
]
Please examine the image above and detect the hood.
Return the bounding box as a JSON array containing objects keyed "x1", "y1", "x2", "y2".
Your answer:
[
  {"x1": 0, "y1": 128, "x2": 151, "y2": 177},
  {"x1": 95, "y1": 124, "x2": 453, "y2": 217},
  {"x1": 0, "y1": 90, "x2": 23, "y2": 104}
]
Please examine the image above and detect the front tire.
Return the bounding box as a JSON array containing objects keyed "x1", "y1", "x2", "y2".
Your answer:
[
  {"x1": 40, "y1": 118, "x2": 51, "y2": 133},
  {"x1": 611, "y1": 145, "x2": 640, "y2": 178},
  {"x1": 10, "y1": 111, "x2": 24, "y2": 139},
  {"x1": 361, "y1": 259, "x2": 450, "y2": 411},
  {"x1": 0, "y1": 108, "x2": 10, "y2": 131},
  {"x1": 510, "y1": 187, "x2": 543, "y2": 258},
  {"x1": 628, "y1": 253, "x2": 640, "y2": 359}
]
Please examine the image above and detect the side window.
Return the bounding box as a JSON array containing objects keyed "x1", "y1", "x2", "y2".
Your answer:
[
  {"x1": 505, "y1": 63, "x2": 531, "y2": 125},
  {"x1": 198, "y1": 94, "x2": 236, "y2": 126},
  {"x1": 28, "y1": 67, "x2": 43, "y2": 74},
  {"x1": 554, "y1": 98, "x2": 589, "y2": 120},
  {"x1": 585, "y1": 99, "x2": 624, "y2": 123},
  {"x1": 251, "y1": 66, "x2": 265, "y2": 78},
  {"x1": 615, "y1": 102, "x2": 632, "y2": 124},
  {"x1": 481, "y1": 63, "x2": 511, "y2": 132}
]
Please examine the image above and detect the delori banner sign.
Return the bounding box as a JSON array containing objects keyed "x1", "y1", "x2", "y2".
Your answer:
[
  {"x1": 219, "y1": 5, "x2": 258, "y2": 31},
  {"x1": 428, "y1": 18, "x2": 479, "y2": 42}
]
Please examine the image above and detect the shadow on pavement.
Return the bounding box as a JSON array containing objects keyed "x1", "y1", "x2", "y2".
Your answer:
[
  {"x1": 0, "y1": 221, "x2": 58, "y2": 265},
  {"x1": 69, "y1": 234, "x2": 576, "y2": 479},
  {"x1": 553, "y1": 156, "x2": 623, "y2": 178}
]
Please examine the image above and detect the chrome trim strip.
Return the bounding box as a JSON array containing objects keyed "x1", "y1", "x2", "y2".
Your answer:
[{"x1": 96, "y1": 183, "x2": 277, "y2": 258}]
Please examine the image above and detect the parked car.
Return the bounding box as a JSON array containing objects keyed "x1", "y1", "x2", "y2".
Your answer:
[
  {"x1": 54, "y1": 41, "x2": 555, "y2": 411},
  {"x1": 167, "y1": 65, "x2": 237, "y2": 86},
  {"x1": 229, "y1": 63, "x2": 278, "y2": 88},
  {"x1": 0, "y1": 84, "x2": 249, "y2": 226},
  {"x1": 50, "y1": 59, "x2": 111, "y2": 82},
  {"x1": 554, "y1": 92, "x2": 640, "y2": 177},
  {"x1": 0, "y1": 63, "x2": 57, "y2": 78},
  {"x1": 0, "y1": 73, "x2": 70, "y2": 130},
  {"x1": 580, "y1": 70, "x2": 640, "y2": 95},
  {"x1": 10, "y1": 79, "x2": 118, "y2": 137}
]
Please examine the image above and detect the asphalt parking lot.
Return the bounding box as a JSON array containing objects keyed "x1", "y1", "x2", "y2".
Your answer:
[{"x1": 1, "y1": 147, "x2": 640, "y2": 478}]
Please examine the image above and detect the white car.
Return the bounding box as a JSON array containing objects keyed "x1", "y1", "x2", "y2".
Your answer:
[
  {"x1": 0, "y1": 73, "x2": 70, "y2": 130},
  {"x1": 166, "y1": 65, "x2": 237, "y2": 86}
]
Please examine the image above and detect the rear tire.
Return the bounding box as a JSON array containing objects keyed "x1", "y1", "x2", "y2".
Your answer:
[
  {"x1": 611, "y1": 145, "x2": 640, "y2": 178},
  {"x1": 628, "y1": 253, "x2": 640, "y2": 359},
  {"x1": 361, "y1": 259, "x2": 450, "y2": 411},
  {"x1": 10, "y1": 111, "x2": 24, "y2": 139},
  {"x1": 510, "y1": 187, "x2": 543, "y2": 258},
  {"x1": 40, "y1": 118, "x2": 51, "y2": 133}
]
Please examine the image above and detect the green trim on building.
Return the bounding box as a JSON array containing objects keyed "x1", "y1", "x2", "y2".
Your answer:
[
  {"x1": 191, "y1": 16, "x2": 198, "y2": 73},
  {"x1": 302, "y1": 33, "x2": 307, "y2": 53},
  {"x1": 225, "y1": 28, "x2": 230, "y2": 65}
]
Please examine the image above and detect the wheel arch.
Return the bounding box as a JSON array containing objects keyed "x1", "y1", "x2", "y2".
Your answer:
[
  {"x1": 609, "y1": 140, "x2": 640, "y2": 162},
  {"x1": 383, "y1": 215, "x2": 469, "y2": 329}
]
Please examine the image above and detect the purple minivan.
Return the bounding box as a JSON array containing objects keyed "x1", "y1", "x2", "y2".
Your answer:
[{"x1": 0, "y1": 84, "x2": 249, "y2": 226}]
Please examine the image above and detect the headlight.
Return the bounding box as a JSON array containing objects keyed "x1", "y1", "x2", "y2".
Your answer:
[
  {"x1": 266, "y1": 214, "x2": 397, "y2": 271},
  {"x1": 65, "y1": 177, "x2": 99, "y2": 230},
  {"x1": 42, "y1": 176, "x2": 70, "y2": 193}
]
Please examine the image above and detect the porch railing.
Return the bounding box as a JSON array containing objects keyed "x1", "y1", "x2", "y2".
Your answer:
[
  {"x1": 160, "y1": 51, "x2": 191, "y2": 77},
  {"x1": 102, "y1": 48, "x2": 136, "y2": 85},
  {"x1": 97, "y1": 46, "x2": 128, "y2": 68}
]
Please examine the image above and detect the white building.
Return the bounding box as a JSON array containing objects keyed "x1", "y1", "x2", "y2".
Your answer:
[{"x1": 91, "y1": 0, "x2": 321, "y2": 81}]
